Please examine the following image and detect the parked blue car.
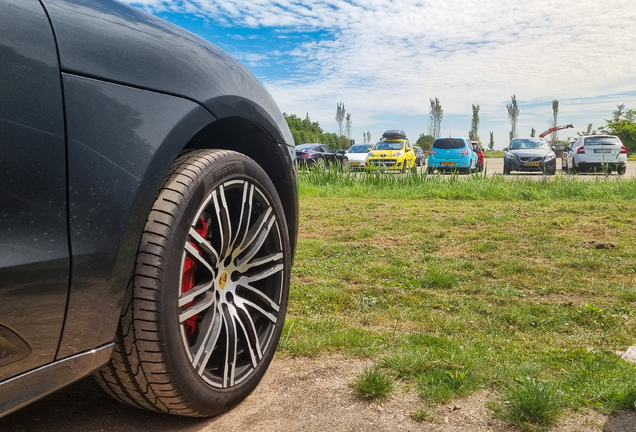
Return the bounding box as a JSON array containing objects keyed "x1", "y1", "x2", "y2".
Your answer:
[{"x1": 427, "y1": 137, "x2": 478, "y2": 173}]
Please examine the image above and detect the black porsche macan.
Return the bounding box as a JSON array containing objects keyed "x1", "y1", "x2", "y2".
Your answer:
[{"x1": 0, "y1": 0, "x2": 297, "y2": 419}]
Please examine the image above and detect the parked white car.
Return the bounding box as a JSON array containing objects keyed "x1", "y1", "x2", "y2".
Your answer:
[
  {"x1": 563, "y1": 135, "x2": 627, "y2": 174},
  {"x1": 345, "y1": 143, "x2": 374, "y2": 170}
]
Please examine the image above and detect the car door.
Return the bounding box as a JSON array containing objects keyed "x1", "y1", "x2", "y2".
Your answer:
[
  {"x1": 0, "y1": 0, "x2": 69, "y2": 380},
  {"x1": 570, "y1": 138, "x2": 581, "y2": 168},
  {"x1": 321, "y1": 145, "x2": 338, "y2": 163},
  {"x1": 405, "y1": 140, "x2": 415, "y2": 166}
]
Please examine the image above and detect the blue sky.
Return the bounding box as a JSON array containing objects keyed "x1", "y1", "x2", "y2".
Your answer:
[{"x1": 126, "y1": 0, "x2": 636, "y2": 149}]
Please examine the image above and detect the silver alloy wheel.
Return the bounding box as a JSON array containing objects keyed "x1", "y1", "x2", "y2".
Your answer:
[{"x1": 179, "y1": 179, "x2": 284, "y2": 389}]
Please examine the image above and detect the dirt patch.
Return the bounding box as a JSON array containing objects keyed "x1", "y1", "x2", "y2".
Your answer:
[{"x1": 201, "y1": 356, "x2": 626, "y2": 432}]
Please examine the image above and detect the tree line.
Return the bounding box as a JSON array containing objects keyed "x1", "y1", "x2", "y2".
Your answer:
[{"x1": 284, "y1": 99, "x2": 636, "y2": 152}]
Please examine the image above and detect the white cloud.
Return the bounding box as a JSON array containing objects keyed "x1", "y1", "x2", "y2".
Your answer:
[{"x1": 126, "y1": 0, "x2": 636, "y2": 146}]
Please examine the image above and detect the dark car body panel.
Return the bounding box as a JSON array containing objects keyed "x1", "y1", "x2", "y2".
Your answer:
[
  {"x1": 57, "y1": 75, "x2": 215, "y2": 358},
  {"x1": 42, "y1": 0, "x2": 293, "y2": 147},
  {"x1": 0, "y1": 0, "x2": 69, "y2": 380},
  {"x1": 41, "y1": 0, "x2": 298, "y2": 259},
  {"x1": 1, "y1": 0, "x2": 298, "y2": 417}
]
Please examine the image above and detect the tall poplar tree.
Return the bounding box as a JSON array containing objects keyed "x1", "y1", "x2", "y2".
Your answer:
[
  {"x1": 469, "y1": 104, "x2": 480, "y2": 141},
  {"x1": 507, "y1": 95, "x2": 520, "y2": 140}
]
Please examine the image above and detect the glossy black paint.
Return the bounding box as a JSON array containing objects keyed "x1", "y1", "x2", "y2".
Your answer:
[
  {"x1": 41, "y1": 0, "x2": 294, "y2": 147},
  {"x1": 1, "y1": 0, "x2": 298, "y2": 417},
  {"x1": 0, "y1": 344, "x2": 113, "y2": 418},
  {"x1": 57, "y1": 75, "x2": 215, "y2": 357},
  {"x1": 0, "y1": 0, "x2": 69, "y2": 379},
  {"x1": 42, "y1": 0, "x2": 298, "y2": 262}
]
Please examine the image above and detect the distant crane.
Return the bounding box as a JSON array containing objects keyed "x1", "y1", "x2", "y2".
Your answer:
[{"x1": 539, "y1": 124, "x2": 574, "y2": 138}]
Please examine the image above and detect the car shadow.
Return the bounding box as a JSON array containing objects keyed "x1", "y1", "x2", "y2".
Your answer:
[
  {"x1": 0, "y1": 377, "x2": 227, "y2": 431},
  {"x1": 604, "y1": 409, "x2": 636, "y2": 431}
]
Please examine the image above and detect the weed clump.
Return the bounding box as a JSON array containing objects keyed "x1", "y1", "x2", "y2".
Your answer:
[
  {"x1": 501, "y1": 377, "x2": 562, "y2": 430},
  {"x1": 353, "y1": 367, "x2": 394, "y2": 400}
]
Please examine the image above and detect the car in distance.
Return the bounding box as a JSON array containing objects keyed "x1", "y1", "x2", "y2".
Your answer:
[
  {"x1": 562, "y1": 139, "x2": 577, "y2": 171},
  {"x1": 366, "y1": 130, "x2": 417, "y2": 172},
  {"x1": 471, "y1": 141, "x2": 484, "y2": 172},
  {"x1": 427, "y1": 137, "x2": 478, "y2": 174},
  {"x1": 413, "y1": 146, "x2": 426, "y2": 166},
  {"x1": 345, "y1": 143, "x2": 373, "y2": 170},
  {"x1": 503, "y1": 137, "x2": 557, "y2": 175},
  {"x1": 296, "y1": 143, "x2": 346, "y2": 168},
  {"x1": 563, "y1": 135, "x2": 627, "y2": 174},
  {"x1": 0, "y1": 0, "x2": 297, "y2": 420}
]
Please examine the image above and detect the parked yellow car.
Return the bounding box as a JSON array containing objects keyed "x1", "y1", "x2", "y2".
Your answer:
[{"x1": 366, "y1": 130, "x2": 417, "y2": 172}]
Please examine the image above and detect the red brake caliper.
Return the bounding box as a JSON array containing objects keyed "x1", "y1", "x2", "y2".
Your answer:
[{"x1": 182, "y1": 217, "x2": 208, "y2": 337}]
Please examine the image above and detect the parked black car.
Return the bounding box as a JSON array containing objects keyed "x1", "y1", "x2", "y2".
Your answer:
[
  {"x1": 295, "y1": 143, "x2": 346, "y2": 168},
  {"x1": 0, "y1": 0, "x2": 297, "y2": 419}
]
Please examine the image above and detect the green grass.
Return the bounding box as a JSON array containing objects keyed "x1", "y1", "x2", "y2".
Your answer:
[
  {"x1": 412, "y1": 408, "x2": 433, "y2": 421},
  {"x1": 298, "y1": 165, "x2": 636, "y2": 201},
  {"x1": 497, "y1": 377, "x2": 563, "y2": 430},
  {"x1": 281, "y1": 172, "x2": 636, "y2": 429},
  {"x1": 483, "y1": 151, "x2": 506, "y2": 158},
  {"x1": 353, "y1": 367, "x2": 395, "y2": 400}
]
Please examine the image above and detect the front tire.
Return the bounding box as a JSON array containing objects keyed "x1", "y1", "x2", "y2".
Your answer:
[{"x1": 95, "y1": 149, "x2": 291, "y2": 417}]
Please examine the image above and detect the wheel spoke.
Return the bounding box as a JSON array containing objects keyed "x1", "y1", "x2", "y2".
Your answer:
[
  {"x1": 191, "y1": 302, "x2": 222, "y2": 375},
  {"x1": 221, "y1": 305, "x2": 237, "y2": 388},
  {"x1": 229, "y1": 304, "x2": 260, "y2": 367},
  {"x1": 229, "y1": 182, "x2": 253, "y2": 254},
  {"x1": 234, "y1": 296, "x2": 278, "y2": 324},
  {"x1": 213, "y1": 186, "x2": 232, "y2": 260},
  {"x1": 188, "y1": 227, "x2": 219, "y2": 266},
  {"x1": 237, "y1": 282, "x2": 281, "y2": 313},
  {"x1": 239, "y1": 263, "x2": 284, "y2": 285},
  {"x1": 180, "y1": 246, "x2": 215, "y2": 307},
  {"x1": 180, "y1": 291, "x2": 215, "y2": 322},
  {"x1": 237, "y1": 251, "x2": 283, "y2": 273},
  {"x1": 235, "y1": 210, "x2": 275, "y2": 267}
]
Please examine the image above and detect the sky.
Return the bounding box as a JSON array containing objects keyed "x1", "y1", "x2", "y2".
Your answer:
[{"x1": 125, "y1": 0, "x2": 636, "y2": 149}]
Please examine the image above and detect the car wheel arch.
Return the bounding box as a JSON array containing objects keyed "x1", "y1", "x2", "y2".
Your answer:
[{"x1": 181, "y1": 115, "x2": 298, "y2": 257}]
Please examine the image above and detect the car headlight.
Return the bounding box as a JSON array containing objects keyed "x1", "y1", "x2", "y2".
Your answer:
[
  {"x1": 505, "y1": 152, "x2": 517, "y2": 159},
  {"x1": 544, "y1": 152, "x2": 556, "y2": 161},
  {"x1": 368, "y1": 152, "x2": 374, "y2": 157},
  {"x1": 395, "y1": 151, "x2": 403, "y2": 157}
]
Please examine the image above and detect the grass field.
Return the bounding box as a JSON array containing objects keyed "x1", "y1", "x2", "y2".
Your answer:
[
  {"x1": 483, "y1": 150, "x2": 506, "y2": 158},
  {"x1": 280, "y1": 170, "x2": 636, "y2": 430}
]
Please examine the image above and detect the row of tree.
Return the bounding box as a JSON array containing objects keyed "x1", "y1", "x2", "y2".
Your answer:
[
  {"x1": 284, "y1": 102, "x2": 372, "y2": 150},
  {"x1": 427, "y1": 95, "x2": 635, "y2": 152},
  {"x1": 285, "y1": 100, "x2": 636, "y2": 153}
]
